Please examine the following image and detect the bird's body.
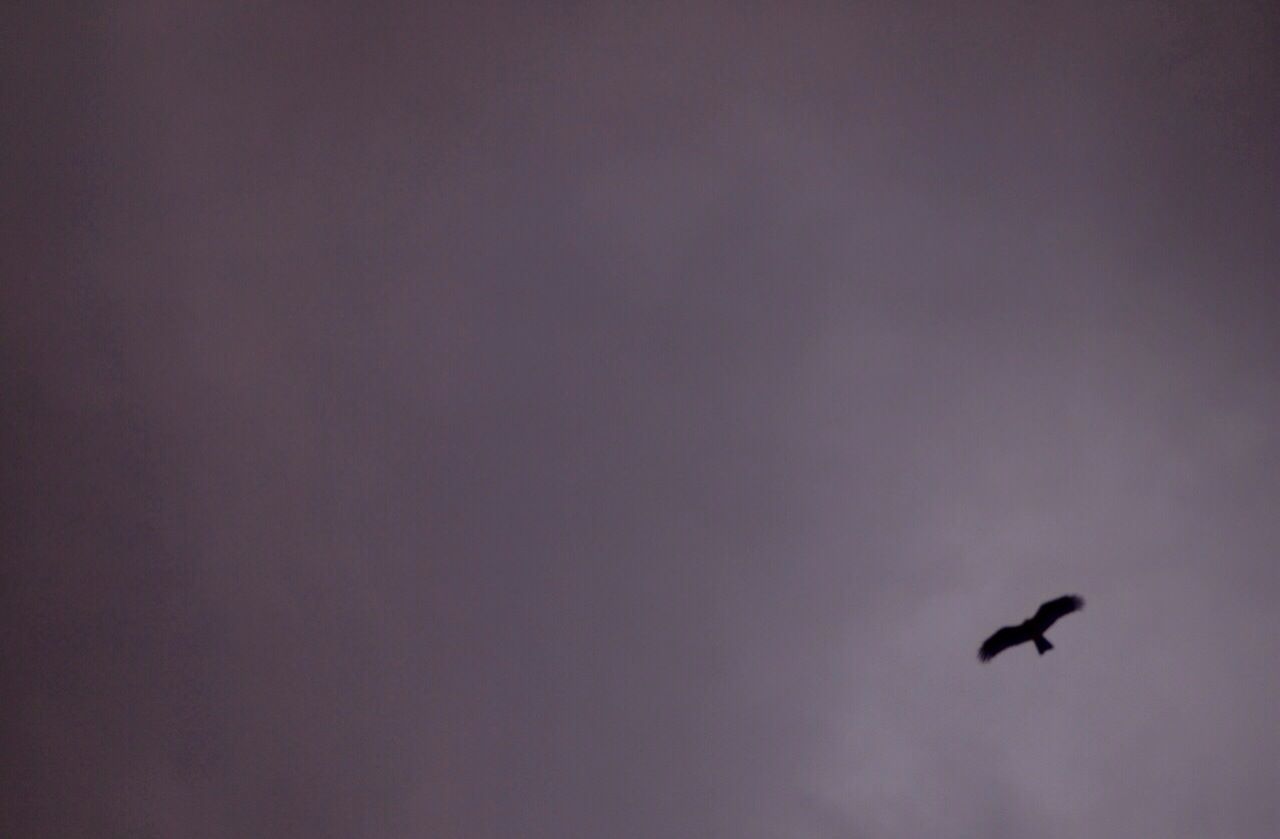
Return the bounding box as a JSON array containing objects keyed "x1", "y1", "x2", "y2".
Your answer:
[{"x1": 978, "y1": 595, "x2": 1084, "y2": 662}]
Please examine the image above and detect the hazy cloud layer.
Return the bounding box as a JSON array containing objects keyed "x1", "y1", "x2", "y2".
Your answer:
[{"x1": 4, "y1": 2, "x2": 1278, "y2": 837}]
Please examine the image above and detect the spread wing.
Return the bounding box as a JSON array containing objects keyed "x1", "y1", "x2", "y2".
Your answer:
[
  {"x1": 1029, "y1": 594, "x2": 1084, "y2": 633},
  {"x1": 978, "y1": 625, "x2": 1030, "y2": 662}
]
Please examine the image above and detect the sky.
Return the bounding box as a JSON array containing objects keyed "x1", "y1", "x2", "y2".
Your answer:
[{"x1": 3, "y1": 2, "x2": 1279, "y2": 837}]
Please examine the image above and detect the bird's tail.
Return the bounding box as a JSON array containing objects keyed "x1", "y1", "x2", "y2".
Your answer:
[{"x1": 1033, "y1": 636, "x2": 1053, "y2": 655}]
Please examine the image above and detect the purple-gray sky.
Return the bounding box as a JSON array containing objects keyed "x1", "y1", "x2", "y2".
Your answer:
[{"x1": 4, "y1": 2, "x2": 1279, "y2": 836}]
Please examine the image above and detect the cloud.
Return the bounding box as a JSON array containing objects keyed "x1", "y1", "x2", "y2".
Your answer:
[{"x1": 4, "y1": 2, "x2": 1278, "y2": 836}]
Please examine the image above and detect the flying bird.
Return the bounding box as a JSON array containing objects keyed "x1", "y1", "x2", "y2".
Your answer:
[{"x1": 978, "y1": 594, "x2": 1084, "y2": 662}]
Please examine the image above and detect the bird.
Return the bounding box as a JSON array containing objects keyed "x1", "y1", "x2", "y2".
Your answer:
[{"x1": 978, "y1": 594, "x2": 1084, "y2": 662}]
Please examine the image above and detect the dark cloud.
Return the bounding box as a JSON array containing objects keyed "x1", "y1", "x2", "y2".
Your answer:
[{"x1": 4, "y1": 2, "x2": 1278, "y2": 836}]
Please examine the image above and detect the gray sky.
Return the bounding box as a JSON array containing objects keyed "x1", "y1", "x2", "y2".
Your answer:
[{"x1": 4, "y1": 2, "x2": 1278, "y2": 837}]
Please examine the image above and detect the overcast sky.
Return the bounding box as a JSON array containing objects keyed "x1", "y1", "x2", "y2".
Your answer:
[{"x1": 4, "y1": 2, "x2": 1279, "y2": 837}]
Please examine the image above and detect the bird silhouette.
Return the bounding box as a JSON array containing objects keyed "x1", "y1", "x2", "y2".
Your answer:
[{"x1": 978, "y1": 594, "x2": 1084, "y2": 662}]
